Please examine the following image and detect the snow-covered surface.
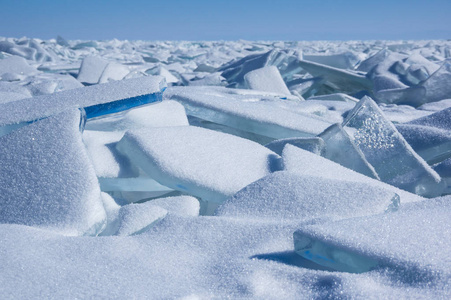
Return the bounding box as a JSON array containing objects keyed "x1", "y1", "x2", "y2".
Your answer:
[{"x1": 1, "y1": 37, "x2": 450, "y2": 298}]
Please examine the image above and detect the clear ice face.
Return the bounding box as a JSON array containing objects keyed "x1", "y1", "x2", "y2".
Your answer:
[
  {"x1": 319, "y1": 124, "x2": 379, "y2": 179},
  {"x1": 342, "y1": 96, "x2": 445, "y2": 197}
]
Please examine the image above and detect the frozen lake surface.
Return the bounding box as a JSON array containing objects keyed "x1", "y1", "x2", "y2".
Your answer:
[{"x1": 0, "y1": 37, "x2": 450, "y2": 298}]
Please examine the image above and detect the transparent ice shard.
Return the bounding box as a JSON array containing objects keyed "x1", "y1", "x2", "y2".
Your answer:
[
  {"x1": 319, "y1": 124, "x2": 379, "y2": 179},
  {"x1": 342, "y1": 96, "x2": 444, "y2": 197},
  {"x1": 0, "y1": 76, "x2": 166, "y2": 131},
  {"x1": 293, "y1": 230, "x2": 380, "y2": 273}
]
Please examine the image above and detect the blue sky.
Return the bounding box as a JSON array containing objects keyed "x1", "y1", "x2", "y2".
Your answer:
[{"x1": 1, "y1": 0, "x2": 450, "y2": 41}]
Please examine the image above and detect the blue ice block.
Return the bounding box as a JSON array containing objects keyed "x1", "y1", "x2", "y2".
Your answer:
[{"x1": 0, "y1": 76, "x2": 166, "y2": 129}]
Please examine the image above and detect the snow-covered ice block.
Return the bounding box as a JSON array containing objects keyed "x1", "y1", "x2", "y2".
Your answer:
[
  {"x1": 417, "y1": 99, "x2": 451, "y2": 112},
  {"x1": 217, "y1": 171, "x2": 399, "y2": 222},
  {"x1": 282, "y1": 144, "x2": 423, "y2": 202},
  {"x1": 265, "y1": 137, "x2": 324, "y2": 156},
  {"x1": 408, "y1": 107, "x2": 451, "y2": 131},
  {"x1": 0, "y1": 55, "x2": 36, "y2": 76},
  {"x1": 77, "y1": 56, "x2": 109, "y2": 85},
  {"x1": 0, "y1": 109, "x2": 106, "y2": 236},
  {"x1": 165, "y1": 86, "x2": 332, "y2": 139},
  {"x1": 0, "y1": 75, "x2": 166, "y2": 127},
  {"x1": 145, "y1": 65, "x2": 179, "y2": 84},
  {"x1": 85, "y1": 100, "x2": 189, "y2": 131},
  {"x1": 244, "y1": 66, "x2": 291, "y2": 95},
  {"x1": 150, "y1": 195, "x2": 200, "y2": 217},
  {"x1": 115, "y1": 203, "x2": 167, "y2": 236},
  {"x1": 397, "y1": 124, "x2": 451, "y2": 165},
  {"x1": 343, "y1": 96, "x2": 444, "y2": 197},
  {"x1": 319, "y1": 124, "x2": 379, "y2": 179},
  {"x1": 116, "y1": 126, "x2": 279, "y2": 203},
  {"x1": 98, "y1": 62, "x2": 130, "y2": 84},
  {"x1": 294, "y1": 196, "x2": 451, "y2": 276}
]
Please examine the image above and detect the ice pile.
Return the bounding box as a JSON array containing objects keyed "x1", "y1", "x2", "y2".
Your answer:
[{"x1": 1, "y1": 37, "x2": 450, "y2": 298}]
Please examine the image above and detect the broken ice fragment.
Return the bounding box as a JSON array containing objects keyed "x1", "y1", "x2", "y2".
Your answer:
[
  {"x1": 0, "y1": 75, "x2": 166, "y2": 128},
  {"x1": 0, "y1": 109, "x2": 106, "y2": 236},
  {"x1": 342, "y1": 96, "x2": 444, "y2": 197},
  {"x1": 244, "y1": 66, "x2": 291, "y2": 95},
  {"x1": 319, "y1": 124, "x2": 379, "y2": 179}
]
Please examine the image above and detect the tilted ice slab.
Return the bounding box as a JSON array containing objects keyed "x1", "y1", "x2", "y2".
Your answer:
[
  {"x1": 0, "y1": 75, "x2": 166, "y2": 131},
  {"x1": 397, "y1": 124, "x2": 451, "y2": 165},
  {"x1": 342, "y1": 96, "x2": 444, "y2": 197},
  {"x1": 282, "y1": 144, "x2": 423, "y2": 202},
  {"x1": 298, "y1": 59, "x2": 373, "y2": 94},
  {"x1": 408, "y1": 106, "x2": 451, "y2": 131},
  {"x1": 244, "y1": 66, "x2": 291, "y2": 95},
  {"x1": 116, "y1": 126, "x2": 279, "y2": 203},
  {"x1": 165, "y1": 86, "x2": 332, "y2": 139},
  {"x1": 294, "y1": 196, "x2": 451, "y2": 277},
  {"x1": 217, "y1": 171, "x2": 399, "y2": 222},
  {"x1": 0, "y1": 55, "x2": 37, "y2": 76},
  {"x1": 0, "y1": 109, "x2": 106, "y2": 236}
]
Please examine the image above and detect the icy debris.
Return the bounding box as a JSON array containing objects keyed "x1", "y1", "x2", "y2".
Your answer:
[
  {"x1": 116, "y1": 126, "x2": 279, "y2": 204},
  {"x1": 0, "y1": 39, "x2": 53, "y2": 62},
  {"x1": 85, "y1": 100, "x2": 189, "y2": 131},
  {"x1": 342, "y1": 96, "x2": 444, "y2": 197},
  {"x1": 294, "y1": 196, "x2": 451, "y2": 276},
  {"x1": 0, "y1": 75, "x2": 166, "y2": 126},
  {"x1": 244, "y1": 66, "x2": 291, "y2": 95},
  {"x1": 218, "y1": 49, "x2": 302, "y2": 88},
  {"x1": 265, "y1": 137, "x2": 324, "y2": 156},
  {"x1": 0, "y1": 109, "x2": 106, "y2": 236},
  {"x1": 217, "y1": 171, "x2": 399, "y2": 222},
  {"x1": 98, "y1": 62, "x2": 130, "y2": 84},
  {"x1": 165, "y1": 86, "x2": 332, "y2": 139},
  {"x1": 145, "y1": 65, "x2": 179, "y2": 84}
]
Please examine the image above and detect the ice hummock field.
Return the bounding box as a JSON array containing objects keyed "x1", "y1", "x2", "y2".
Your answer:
[{"x1": 0, "y1": 37, "x2": 450, "y2": 299}]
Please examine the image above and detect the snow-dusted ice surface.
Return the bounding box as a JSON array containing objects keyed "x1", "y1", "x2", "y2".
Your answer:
[{"x1": 1, "y1": 37, "x2": 451, "y2": 298}]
